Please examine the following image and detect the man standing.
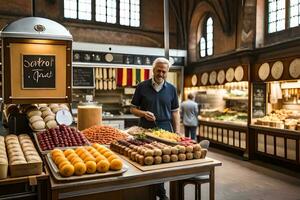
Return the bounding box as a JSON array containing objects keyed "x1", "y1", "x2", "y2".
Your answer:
[
  {"x1": 181, "y1": 93, "x2": 198, "y2": 140},
  {"x1": 130, "y1": 57, "x2": 180, "y2": 200}
]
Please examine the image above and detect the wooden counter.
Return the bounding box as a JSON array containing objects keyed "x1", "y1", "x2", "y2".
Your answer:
[{"x1": 48, "y1": 157, "x2": 222, "y2": 200}]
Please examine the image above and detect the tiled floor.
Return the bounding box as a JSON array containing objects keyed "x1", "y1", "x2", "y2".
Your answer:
[{"x1": 164, "y1": 148, "x2": 300, "y2": 200}]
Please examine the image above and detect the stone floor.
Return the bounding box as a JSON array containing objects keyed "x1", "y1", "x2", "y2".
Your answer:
[{"x1": 163, "y1": 148, "x2": 300, "y2": 200}]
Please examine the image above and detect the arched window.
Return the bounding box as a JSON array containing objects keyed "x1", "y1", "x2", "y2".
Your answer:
[{"x1": 200, "y1": 17, "x2": 213, "y2": 58}]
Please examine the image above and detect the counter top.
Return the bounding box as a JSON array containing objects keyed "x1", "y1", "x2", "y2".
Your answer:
[{"x1": 103, "y1": 114, "x2": 139, "y2": 120}]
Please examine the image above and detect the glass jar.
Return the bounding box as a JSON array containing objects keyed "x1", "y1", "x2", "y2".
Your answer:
[{"x1": 77, "y1": 101, "x2": 102, "y2": 131}]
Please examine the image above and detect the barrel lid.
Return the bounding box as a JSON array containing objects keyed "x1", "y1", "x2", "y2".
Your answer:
[{"x1": 0, "y1": 17, "x2": 72, "y2": 41}]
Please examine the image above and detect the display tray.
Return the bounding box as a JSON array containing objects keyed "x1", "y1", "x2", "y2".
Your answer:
[
  {"x1": 9, "y1": 161, "x2": 43, "y2": 178},
  {"x1": 45, "y1": 153, "x2": 128, "y2": 182},
  {"x1": 145, "y1": 133, "x2": 180, "y2": 145},
  {"x1": 119, "y1": 153, "x2": 213, "y2": 172},
  {"x1": 199, "y1": 119, "x2": 247, "y2": 127},
  {"x1": 33, "y1": 133, "x2": 91, "y2": 155}
]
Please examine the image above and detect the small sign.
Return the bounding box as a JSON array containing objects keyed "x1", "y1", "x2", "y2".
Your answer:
[
  {"x1": 252, "y1": 83, "x2": 266, "y2": 118},
  {"x1": 22, "y1": 54, "x2": 56, "y2": 89},
  {"x1": 73, "y1": 67, "x2": 95, "y2": 88},
  {"x1": 56, "y1": 109, "x2": 73, "y2": 126}
]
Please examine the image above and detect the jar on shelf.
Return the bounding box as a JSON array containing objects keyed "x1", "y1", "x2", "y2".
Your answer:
[{"x1": 77, "y1": 101, "x2": 102, "y2": 131}]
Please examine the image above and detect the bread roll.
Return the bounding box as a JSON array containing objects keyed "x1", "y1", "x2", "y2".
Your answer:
[
  {"x1": 46, "y1": 120, "x2": 57, "y2": 129},
  {"x1": 29, "y1": 115, "x2": 43, "y2": 124},
  {"x1": 28, "y1": 110, "x2": 42, "y2": 118},
  {"x1": 52, "y1": 107, "x2": 62, "y2": 114},
  {"x1": 49, "y1": 104, "x2": 59, "y2": 109},
  {"x1": 60, "y1": 104, "x2": 69, "y2": 110},
  {"x1": 11, "y1": 160, "x2": 27, "y2": 165},
  {"x1": 0, "y1": 158, "x2": 8, "y2": 164},
  {"x1": 44, "y1": 115, "x2": 55, "y2": 123},
  {"x1": 32, "y1": 120, "x2": 46, "y2": 130},
  {"x1": 42, "y1": 110, "x2": 53, "y2": 118}
]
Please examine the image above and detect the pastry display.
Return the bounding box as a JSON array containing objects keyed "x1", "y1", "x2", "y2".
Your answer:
[
  {"x1": 50, "y1": 144, "x2": 123, "y2": 177},
  {"x1": 110, "y1": 138, "x2": 205, "y2": 166},
  {"x1": 37, "y1": 124, "x2": 89, "y2": 151},
  {"x1": 0, "y1": 136, "x2": 8, "y2": 179}
]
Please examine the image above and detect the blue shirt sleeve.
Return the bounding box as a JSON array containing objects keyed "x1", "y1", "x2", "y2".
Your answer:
[{"x1": 131, "y1": 84, "x2": 142, "y2": 107}]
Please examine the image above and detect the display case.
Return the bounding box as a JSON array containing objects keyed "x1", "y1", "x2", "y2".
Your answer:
[
  {"x1": 250, "y1": 58, "x2": 300, "y2": 169},
  {"x1": 185, "y1": 65, "x2": 249, "y2": 156}
]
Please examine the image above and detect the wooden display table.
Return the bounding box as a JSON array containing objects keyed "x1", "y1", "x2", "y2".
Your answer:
[
  {"x1": 48, "y1": 157, "x2": 221, "y2": 200},
  {"x1": 0, "y1": 171, "x2": 49, "y2": 200}
]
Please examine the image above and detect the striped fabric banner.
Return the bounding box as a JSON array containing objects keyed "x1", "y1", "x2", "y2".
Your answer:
[
  {"x1": 127, "y1": 68, "x2": 132, "y2": 86},
  {"x1": 136, "y1": 69, "x2": 141, "y2": 84},
  {"x1": 132, "y1": 68, "x2": 136, "y2": 86},
  {"x1": 117, "y1": 68, "x2": 123, "y2": 86},
  {"x1": 122, "y1": 68, "x2": 127, "y2": 86},
  {"x1": 140, "y1": 69, "x2": 145, "y2": 82}
]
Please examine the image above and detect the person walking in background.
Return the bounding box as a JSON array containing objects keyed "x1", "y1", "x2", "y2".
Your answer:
[
  {"x1": 130, "y1": 57, "x2": 180, "y2": 200},
  {"x1": 181, "y1": 93, "x2": 198, "y2": 141}
]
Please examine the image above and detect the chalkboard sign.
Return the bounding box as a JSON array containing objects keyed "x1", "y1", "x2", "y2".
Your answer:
[
  {"x1": 252, "y1": 83, "x2": 267, "y2": 118},
  {"x1": 22, "y1": 55, "x2": 56, "y2": 89},
  {"x1": 73, "y1": 67, "x2": 94, "y2": 88}
]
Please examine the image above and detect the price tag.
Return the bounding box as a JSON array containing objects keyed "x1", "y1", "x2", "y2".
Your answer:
[{"x1": 56, "y1": 109, "x2": 73, "y2": 126}]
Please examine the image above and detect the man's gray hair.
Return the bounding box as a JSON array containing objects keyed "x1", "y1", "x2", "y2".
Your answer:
[{"x1": 152, "y1": 57, "x2": 171, "y2": 69}]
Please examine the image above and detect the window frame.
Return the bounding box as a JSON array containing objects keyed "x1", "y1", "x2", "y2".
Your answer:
[
  {"x1": 265, "y1": 0, "x2": 300, "y2": 44},
  {"x1": 62, "y1": 0, "x2": 141, "y2": 29},
  {"x1": 199, "y1": 15, "x2": 214, "y2": 59}
]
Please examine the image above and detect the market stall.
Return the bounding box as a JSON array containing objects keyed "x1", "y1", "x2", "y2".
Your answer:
[
  {"x1": 250, "y1": 57, "x2": 300, "y2": 168},
  {"x1": 185, "y1": 64, "x2": 249, "y2": 156}
]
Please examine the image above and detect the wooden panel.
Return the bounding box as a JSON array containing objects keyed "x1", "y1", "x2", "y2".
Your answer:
[
  {"x1": 208, "y1": 127, "x2": 213, "y2": 139},
  {"x1": 287, "y1": 139, "x2": 296, "y2": 160},
  {"x1": 266, "y1": 135, "x2": 274, "y2": 155},
  {"x1": 204, "y1": 126, "x2": 208, "y2": 137},
  {"x1": 276, "y1": 137, "x2": 285, "y2": 157},
  {"x1": 199, "y1": 125, "x2": 204, "y2": 137},
  {"x1": 223, "y1": 129, "x2": 228, "y2": 144},
  {"x1": 228, "y1": 130, "x2": 234, "y2": 146},
  {"x1": 217, "y1": 128, "x2": 222, "y2": 142},
  {"x1": 257, "y1": 133, "x2": 265, "y2": 152},
  {"x1": 213, "y1": 127, "x2": 218, "y2": 141},
  {"x1": 240, "y1": 132, "x2": 246, "y2": 149},
  {"x1": 234, "y1": 131, "x2": 240, "y2": 147},
  {"x1": 10, "y1": 43, "x2": 67, "y2": 98},
  {"x1": 120, "y1": 156, "x2": 214, "y2": 172}
]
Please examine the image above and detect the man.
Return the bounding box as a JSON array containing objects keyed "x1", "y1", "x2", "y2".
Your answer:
[
  {"x1": 130, "y1": 57, "x2": 180, "y2": 200},
  {"x1": 181, "y1": 93, "x2": 198, "y2": 140}
]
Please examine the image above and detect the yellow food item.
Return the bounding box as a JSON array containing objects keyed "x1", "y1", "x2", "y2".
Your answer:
[
  {"x1": 54, "y1": 156, "x2": 68, "y2": 165},
  {"x1": 64, "y1": 149, "x2": 75, "y2": 157},
  {"x1": 70, "y1": 157, "x2": 83, "y2": 165},
  {"x1": 99, "y1": 149, "x2": 108, "y2": 155},
  {"x1": 83, "y1": 156, "x2": 96, "y2": 163},
  {"x1": 96, "y1": 160, "x2": 110, "y2": 173},
  {"x1": 58, "y1": 161, "x2": 70, "y2": 170},
  {"x1": 51, "y1": 149, "x2": 64, "y2": 159},
  {"x1": 66, "y1": 153, "x2": 77, "y2": 162},
  {"x1": 74, "y1": 162, "x2": 86, "y2": 176},
  {"x1": 103, "y1": 151, "x2": 113, "y2": 158},
  {"x1": 59, "y1": 164, "x2": 74, "y2": 177},
  {"x1": 110, "y1": 159, "x2": 123, "y2": 170},
  {"x1": 85, "y1": 161, "x2": 97, "y2": 173},
  {"x1": 95, "y1": 155, "x2": 107, "y2": 163},
  {"x1": 92, "y1": 151, "x2": 101, "y2": 158},
  {"x1": 107, "y1": 155, "x2": 118, "y2": 163}
]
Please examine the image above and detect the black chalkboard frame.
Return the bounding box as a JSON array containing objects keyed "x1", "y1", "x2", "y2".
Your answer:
[
  {"x1": 21, "y1": 54, "x2": 57, "y2": 89},
  {"x1": 72, "y1": 66, "x2": 95, "y2": 89}
]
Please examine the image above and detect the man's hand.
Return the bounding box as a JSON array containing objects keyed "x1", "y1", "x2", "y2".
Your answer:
[{"x1": 144, "y1": 111, "x2": 156, "y2": 121}]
